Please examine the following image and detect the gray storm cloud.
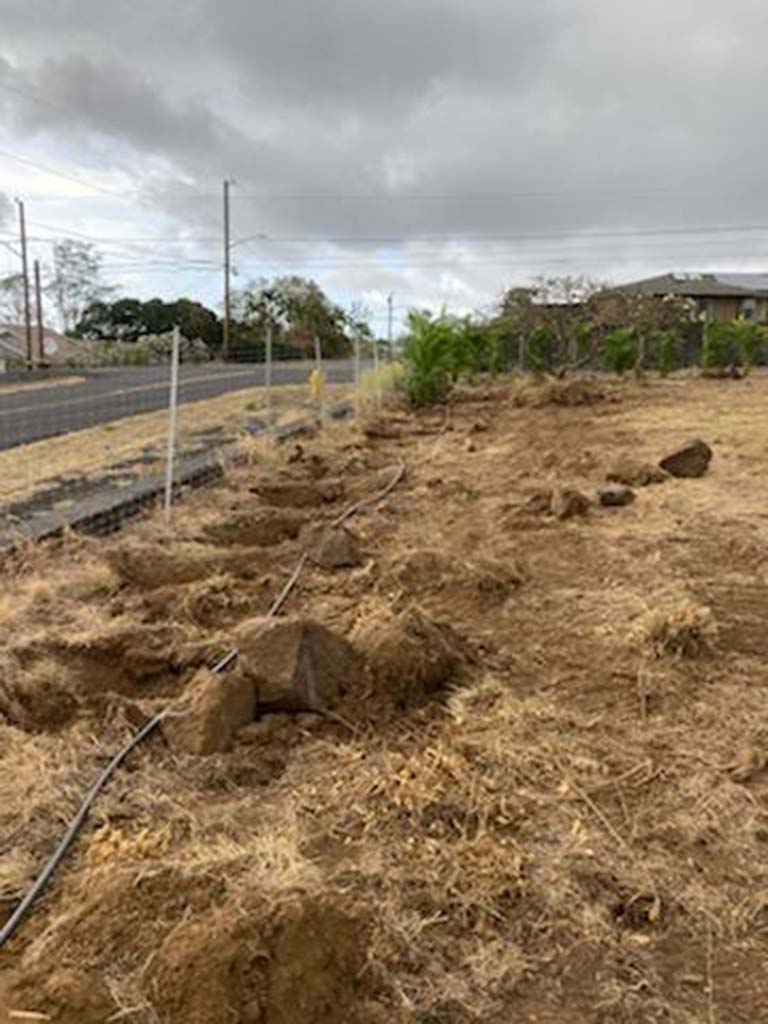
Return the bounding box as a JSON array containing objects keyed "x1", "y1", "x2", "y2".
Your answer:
[{"x1": 2, "y1": 0, "x2": 768, "y2": 308}]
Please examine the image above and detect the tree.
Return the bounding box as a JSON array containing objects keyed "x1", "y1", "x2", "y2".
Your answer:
[
  {"x1": 49, "y1": 240, "x2": 113, "y2": 334},
  {"x1": 0, "y1": 273, "x2": 26, "y2": 324},
  {"x1": 75, "y1": 296, "x2": 222, "y2": 347},
  {"x1": 241, "y1": 276, "x2": 352, "y2": 357}
]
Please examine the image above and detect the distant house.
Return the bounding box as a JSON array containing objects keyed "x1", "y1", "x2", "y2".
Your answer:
[
  {"x1": 0, "y1": 323, "x2": 91, "y2": 369},
  {"x1": 621, "y1": 273, "x2": 768, "y2": 324},
  {"x1": 0, "y1": 332, "x2": 25, "y2": 373}
]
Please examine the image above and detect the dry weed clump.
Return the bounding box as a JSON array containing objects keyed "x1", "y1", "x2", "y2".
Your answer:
[
  {"x1": 632, "y1": 598, "x2": 719, "y2": 658},
  {"x1": 511, "y1": 375, "x2": 612, "y2": 408}
]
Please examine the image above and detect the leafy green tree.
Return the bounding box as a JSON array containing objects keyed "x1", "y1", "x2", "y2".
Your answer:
[
  {"x1": 241, "y1": 276, "x2": 351, "y2": 357},
  {"x1": 75, "y1": 296, "x2": 222, "y2": 346}
]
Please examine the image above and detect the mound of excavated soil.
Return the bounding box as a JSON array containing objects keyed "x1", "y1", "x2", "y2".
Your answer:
[
  {"x1": 16, "y1": 618, "x2": 198, "y2": 697},
  {"x1": 388, "y1": 548, "x2": 523, "y2": 610},
  {"x1": 0, "y1": 659, "x2": 79, "y2": 732},
  {"x1": 513, "y1": 377, "x2": 611, "y2": 407},
  {"x1": 106, "y1": 541, "x2": 225, "y2": 589},
  {"x1": 251, "y1": 478, "x2": 345, "y2": 509},
  {"x1": 201, "y1": 508, "x2": 307, "y2": 547},
  {"x1": 355, "y1": 606, "x2": 466, "y2": 706}
]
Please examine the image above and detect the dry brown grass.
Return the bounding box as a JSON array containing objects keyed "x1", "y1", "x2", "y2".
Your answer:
[{"x1": 4, "y1": 374, "x2": 768, "y2": 1021}]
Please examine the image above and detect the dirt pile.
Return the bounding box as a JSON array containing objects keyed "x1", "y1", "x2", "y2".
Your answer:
[
  {"x1": 606, "y1": 458, "x2": 669, "y2": 487},
  {"x1": 355, "y1": 606, "x2": 466, "y2": 706},
  {"x1": 201, "y1": 508, "x2": 306, "y2": 547},
  {"x1": 512, "y1": 376, "x2": 611, "y2": 407},
  {"x1": 389, "y1": 548, "x2": 522, "y2": 610}
]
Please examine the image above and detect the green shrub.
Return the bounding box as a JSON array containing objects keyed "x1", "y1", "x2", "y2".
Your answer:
[
  {"x1": 401, "y1": 312, "x2": 453, "y2": 407},
  {"x1": 650, "y1": 329, "x2": 681, "y2": 377},
  {"x1": 526, "y1": 325, "x2": 555, "y2": 375},
  {"x1": 603, "y1": 328, "x2": 638, "y2": 374},
  {"x1": 701, "y1": 322, "x2": 733, "y2": 370},
  {"x1": 731, "y1": 319, "x2": 766, "y2": 370}
]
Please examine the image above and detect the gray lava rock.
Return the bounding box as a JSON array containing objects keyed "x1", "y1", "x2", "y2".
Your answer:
[{"x1": 598, "y1": 485, "x2": 636, "y2": 507}]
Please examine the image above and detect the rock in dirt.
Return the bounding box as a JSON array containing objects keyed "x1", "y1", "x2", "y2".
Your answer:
[
  {"x1": 598, "y1": 484, "x2": 636, "y2": 508},
  {"x1": 301, "y1": 522, "x2": 363, "y2": 569},
  {"x1": 316, "y1": 477, "x2": 345, "y2": 502},
  {"x1": 606, "y1": 459, "x2": 669, "y2": 488},
  {"x1": 659, "y1": 438, "x2": 713, "y2": 479},
  {"x1": 164, "y1": 667, "x2": 256, "y2": 755},
  {"x1": 356, "y1": 607, "x2": 465, "y2": 705},
  {"x1": 201, "y1": 508, "x2": 305, "y2": 547},
  {"x1": 553, "y1": 487, "x2": 591, "y2": 520},
  {"x1": 234, "y1": 616, "x2": 362, "y2": 712}
]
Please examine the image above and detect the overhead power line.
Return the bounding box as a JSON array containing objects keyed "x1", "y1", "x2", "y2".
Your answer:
[{"x1": 0, "y1": 147, "x2": 140, "y2": 201}]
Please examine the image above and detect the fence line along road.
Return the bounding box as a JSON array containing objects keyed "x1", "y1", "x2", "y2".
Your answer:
[{"x1": 0, "y1": 359, "x2": 359, "y2": 452}]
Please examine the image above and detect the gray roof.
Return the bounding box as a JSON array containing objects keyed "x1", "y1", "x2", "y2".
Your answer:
[
  {"x1": 0, "y1": 334, "x2": 25, "y2": 359},
  {"x1": 623, "y1": 273, "x2": 768, "y2": 298}
]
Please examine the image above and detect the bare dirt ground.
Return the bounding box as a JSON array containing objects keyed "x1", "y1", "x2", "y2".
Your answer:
[{"x1": 2, "y1": 373, "x2": 768, "y2": 1023}]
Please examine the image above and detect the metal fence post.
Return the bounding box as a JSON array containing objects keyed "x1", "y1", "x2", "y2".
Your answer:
[
  {"x1": 265, "y1": 320, "x2": 273, "y2": 434},
  {"x1": 353, "y1": 329, "x2": 361, "y2": 420},
  {"x1": 163, "y1": 325, "x2": 181, "y2": 527}
]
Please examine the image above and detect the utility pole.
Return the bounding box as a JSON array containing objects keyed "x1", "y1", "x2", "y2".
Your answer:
[
  {"x1": 222, "y1": 179, "x2": 231, "y2": 361},
  {"x1": 16, "y1": 199, "x2": 32, "y2": 367},
  {"x1": 33, "y1": 259, "x2": 44, "y2": 365},
  {"x1": 387, "y1": 292, "x2": 394, "y2": 359}
]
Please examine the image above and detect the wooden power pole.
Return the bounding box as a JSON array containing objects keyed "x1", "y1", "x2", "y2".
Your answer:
[
  {"x1": 223, "y1": 179, "x2": 231, "y2": 361},
  {"x1": 34, "y1": 259, "x2": 44, "y2": 365},
  {"x1": 16, "y1": 199, "x2": 32, "y2": 367}
]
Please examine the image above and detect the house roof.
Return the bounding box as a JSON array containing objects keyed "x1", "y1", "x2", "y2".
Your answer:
[
  {"x1": 0, "y1": 322, "x2": 89, "y2": 362},
  {"x1": 623, "y1": 273, "x2": 768, "y2": 298},
  {"x1": 0, "y1": 334, "x2": 25, "y2": 360}
]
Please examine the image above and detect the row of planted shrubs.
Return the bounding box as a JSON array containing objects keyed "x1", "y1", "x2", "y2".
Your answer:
[{"x1": 400, "y1": 312, "x2": 768, "y2": 406}]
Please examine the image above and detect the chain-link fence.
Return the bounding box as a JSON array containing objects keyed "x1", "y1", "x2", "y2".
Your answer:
[{"x1": 0, "y1": 335, "x2": 375, "y2": 550}]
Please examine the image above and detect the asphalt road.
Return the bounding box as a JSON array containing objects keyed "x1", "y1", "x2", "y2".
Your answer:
[{"x1": 0, "y1": 360, "x2": 360, "y2": 452}]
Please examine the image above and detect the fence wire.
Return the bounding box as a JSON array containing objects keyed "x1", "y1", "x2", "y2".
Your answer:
[{"x1": 0, "y1": 336, "x2": 369, "y2": 550}]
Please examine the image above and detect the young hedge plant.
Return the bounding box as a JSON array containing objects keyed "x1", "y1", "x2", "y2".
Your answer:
[
  {"x1": 401, "y1": 311, "x2": 453, "y2": 407},
  {"x1": 603, "y1": 328, "x2": 638, "y2": 374}
]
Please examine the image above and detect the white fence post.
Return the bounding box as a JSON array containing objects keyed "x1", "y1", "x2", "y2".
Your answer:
[
  {"x1": 265, "y1": 320, "x2": 273, "y2": 434},
  {"x1": 163, "y1": 325, "x2": 181, "y2": 527},
  {"x1": 353, "y1": 329, "x2": 361, "y2": 419}
]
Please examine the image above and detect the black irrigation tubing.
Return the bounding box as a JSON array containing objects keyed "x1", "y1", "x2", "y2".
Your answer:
[{"x1": 0, "y1": 457, "x2": 407, "y2": 953}]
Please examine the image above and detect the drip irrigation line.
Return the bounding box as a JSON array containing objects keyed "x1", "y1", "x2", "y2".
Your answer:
[{"x1": 0, "y1": 457, "x2": 407, "y2": 952}]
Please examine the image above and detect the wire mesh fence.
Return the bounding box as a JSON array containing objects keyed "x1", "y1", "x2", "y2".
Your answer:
[{"x1": 0, "y1": 335, "x2": 373, "y2": 550}]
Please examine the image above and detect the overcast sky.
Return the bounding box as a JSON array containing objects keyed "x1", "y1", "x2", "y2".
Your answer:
[{"x1": 2, "y1": 0, "x2": 768, "y2": 332}]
